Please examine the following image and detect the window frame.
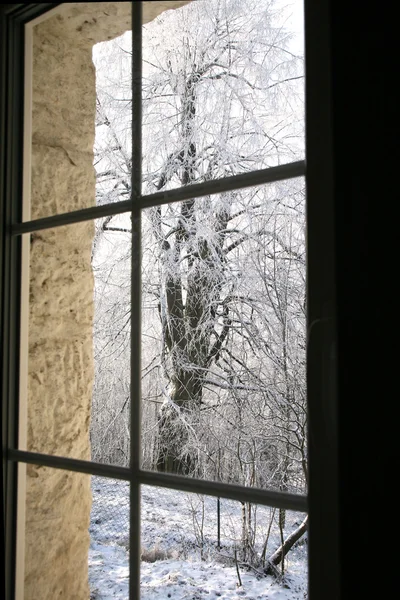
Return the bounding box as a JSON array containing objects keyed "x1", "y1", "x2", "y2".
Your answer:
[{"x1": 1, "y1": 2, "x2": 339, "y2": 599}]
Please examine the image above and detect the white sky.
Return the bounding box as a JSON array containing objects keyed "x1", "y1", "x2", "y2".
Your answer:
[
  {"x1": 277, "y1": 0, "x2": 304, "y2": 55},
  {"x1": 93, "y1": 0, "x2": 304, "y2": 60}
]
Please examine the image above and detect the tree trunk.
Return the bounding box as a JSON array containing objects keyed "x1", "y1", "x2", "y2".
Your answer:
[
  {"x1": 265, "y1": 515, "x2": 308, "y2": 573},
  {"x1": 155, "y1": 71, "x2": 229, "y2": 475}
]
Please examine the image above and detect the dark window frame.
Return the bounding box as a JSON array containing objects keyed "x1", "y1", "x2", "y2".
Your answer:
[{"x1": 1, "y1": 2, "x2": 339, "y2": 599}]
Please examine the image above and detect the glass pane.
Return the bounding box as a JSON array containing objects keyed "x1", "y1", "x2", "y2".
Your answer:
[
  {"x1": 90, "y1": 476, "x2": 130, "y2": 599},
  {"x1": 91, "y1": 215, "x2": 132, "y2": 467},
  {"x1": 93, "y1": 2, "x2": 202, "y2": 216},
  {"x1": 25, "y1": 2, "x2": 132, "y2": 221},
  {"x1": 20, "y1": 467, "x2": 130, "y2": 600},
  {"x1": 21, "y1": 214, "x2": 131, "y2": 466},
  {"x1": 141, "y1": 0, "x2": 304, "y2": 193},
  {"x1": 141, "y1": 177, "x2": 307, "y2": 495},
  {"x1": 141, "y1": 486, "x2": 308, "y2": 598}
]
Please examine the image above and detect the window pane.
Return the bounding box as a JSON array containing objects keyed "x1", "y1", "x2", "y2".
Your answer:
[
  {"x1": 141, "y1": 177, "x2": 307, "y2": 495},
  {"x1": 21, "y1": 214, "x2": 131, "y2": 467},
  {"x1": 18, "y1": 467, "x2": 87, "y2": 598},
  {"x1": 91, "y1": 215, "x2": 132, "y2": 467},
  {"x1": 142, "y1": 0, "x2": 304, "y2": 194},
  {"x1": 19, "y1": 467, "x2": 130, "y2": 600},
  {"x1": 90, "y1": 476, "x2": 130, "y2": 599},
  {"x1": 25, "y1": 2, "x2": 132, "y2": 221},
  {"x1": 141, "y1": 486, "x2": 308, "y2": 599}
]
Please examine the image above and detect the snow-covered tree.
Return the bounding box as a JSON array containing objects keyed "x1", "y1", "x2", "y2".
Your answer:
[{"x1": 91, "y1": 0, "x2": 306, "y2": 523}]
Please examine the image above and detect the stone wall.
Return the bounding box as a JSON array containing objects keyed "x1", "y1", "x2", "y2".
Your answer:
[{"x1": 25, "y1": 3, "x2": 190, "y2": 599}]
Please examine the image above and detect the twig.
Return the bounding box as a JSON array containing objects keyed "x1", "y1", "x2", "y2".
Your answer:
[{"x1": 234, "y1": 549, "x2": 242, "y2": 587}]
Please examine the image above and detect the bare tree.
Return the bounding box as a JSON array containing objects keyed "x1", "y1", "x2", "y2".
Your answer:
[{"x1": 91, "y1": 0, "x2": 306, "y2": 570}]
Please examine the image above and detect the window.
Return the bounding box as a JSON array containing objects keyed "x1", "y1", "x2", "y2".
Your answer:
[{"x1": 1, "y1": 2, "x2": 339, "y2": 599}]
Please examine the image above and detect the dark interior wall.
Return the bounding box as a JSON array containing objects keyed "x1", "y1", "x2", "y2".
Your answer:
[{"x1": 330, "y1": 3, "x2": 394, "y2": 598}]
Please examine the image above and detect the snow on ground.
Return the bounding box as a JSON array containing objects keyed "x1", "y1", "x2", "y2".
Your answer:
[{"x1": 89, "y1": 478, "x2": 307, "y2": 599}]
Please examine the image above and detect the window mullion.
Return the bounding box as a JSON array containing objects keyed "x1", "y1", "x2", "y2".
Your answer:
[
  {"x1": 8, "y1": 448, "x2": 308, "y2": 512},
  {"x1": 140, "y1": 160, "x2": 306, "y2": 210},
  {"x1": 2, "y1": 9, "x2": 25, "y2": 599},
  {"x1": 11, "y1": 159, "x2": 306, "y2": 236},
  {"x1": 130, "y1": 2, "x2": 143, "y2": 599}
]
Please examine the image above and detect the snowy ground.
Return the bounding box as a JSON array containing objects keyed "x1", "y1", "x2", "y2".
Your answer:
[{"x1": 88, "y1": 477, "x2": 307, "y2": 599}]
